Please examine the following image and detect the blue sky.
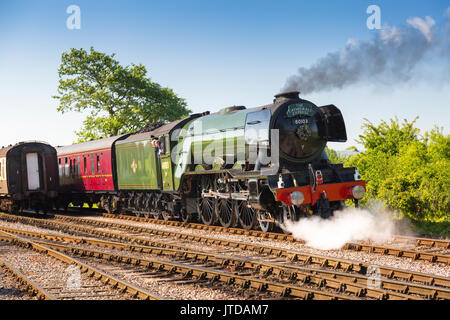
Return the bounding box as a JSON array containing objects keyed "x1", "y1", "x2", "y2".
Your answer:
[{"x1": 0, "y1": 0, "x2": 449, "y2": 150}]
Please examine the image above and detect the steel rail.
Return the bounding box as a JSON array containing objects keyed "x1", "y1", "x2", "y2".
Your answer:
[
  {"x1": 392, "y1": 235, "x2": 450, "y2": 249},
  {"x1": 0, "y1": 212, "x2": 448, "y2": 293},
  {"x1": 103, "y1": 213, "x2": 298, "y2": 241},
  {"x1": 0, "y1": 255, "x2": 56, "y2": 300},
  {"x1": 99, "y1": 213, "x2": 450, "y2": 265},
  {"x1": 24, "y1": 240, "x2": 359, "y2": 300},
  {"x1": 103, "y1": 213, "x2": 450, "y2": 249},
  {"x1": 55, "y1": 213, "x2": 450, "y2": 266},
  {"x1": 0, "y1": 230, "x2": 164, "y2": 300},
  {"x1": 8, "y1": 209, "x2": 450, "y2": 251},
  {"x1": 0, "y1": 225, "x2": 427, "y2": 300},
  {"x1": 343, "y1": 243, "x2": 449, "y2": 264}
]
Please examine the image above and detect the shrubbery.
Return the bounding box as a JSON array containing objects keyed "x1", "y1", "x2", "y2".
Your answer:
[{"x1": 330, "y1": 118, "x2": 449, "y2": 222}]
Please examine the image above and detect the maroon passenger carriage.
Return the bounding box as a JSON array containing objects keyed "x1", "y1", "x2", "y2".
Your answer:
[
  {"x1": 56, "y1": 135, "x2": 129, "y2": 209},
  {"x1": 0, "y1": 141, "x2": 59, "y2": 213}
]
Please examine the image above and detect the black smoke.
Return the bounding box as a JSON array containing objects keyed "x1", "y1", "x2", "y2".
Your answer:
[{"x1": 283, "y1": 11, "x2": 450, "y2": 94}]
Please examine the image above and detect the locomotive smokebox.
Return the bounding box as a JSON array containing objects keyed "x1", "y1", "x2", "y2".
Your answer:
[{"x1": 271, "y1": 92, "x2": 326, "y2": 164}]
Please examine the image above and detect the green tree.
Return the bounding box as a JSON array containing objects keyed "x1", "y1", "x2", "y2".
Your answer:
[
  {"x1": 53, "y1": 47, "x2": 191, "y2": 142},
  {"x1": 344, "y1": 118, "x2": 449, "y2": 222},
  {"x1": 325, "y1": 146, "x2": 350, "y2": 164}
]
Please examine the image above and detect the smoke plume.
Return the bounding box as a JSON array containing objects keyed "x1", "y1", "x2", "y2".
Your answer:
[
  {"x1": 283, "y1": 206, "x2": 397, "y2": 250},
  {"x1": 283, "y1": 10, "x2": 450, "y2": 94}
]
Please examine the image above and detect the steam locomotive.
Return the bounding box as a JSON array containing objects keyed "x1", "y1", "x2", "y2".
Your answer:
[{"x1": 55, "y1": 91, "x2": 366, "y2": 231}]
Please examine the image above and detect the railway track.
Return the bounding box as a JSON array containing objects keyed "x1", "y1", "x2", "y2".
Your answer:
[
  {"x1": 0, "y1": 229, "x2": 163, "y2": 300},
  {"x1": 16, "y1": 209, "x2": 450, "y2": 257},
  {"x1": 0, "y1": 257, "x2": 48, "y2": 300},
  {"x1": 101, "y1": 213, "x2": 450, "y2": 249},
  {"x1": 55, "y1": 213, "x2": 450, "y2": 265},
  {"x1": 96, "y1": 213, "x2": 450, "y2": 263},
  {"x1": 0, "y1": 212, "x2": 449, "y2": 300},
  {"x1": 0, "y1": 224, "x2": 438, "y2": 300},
  {"x1": 391, "y1": 235, "x2": 450, "y2": 250},
  {"x1": 0, "y1": 225, "x2": 352, "y2": 300}
]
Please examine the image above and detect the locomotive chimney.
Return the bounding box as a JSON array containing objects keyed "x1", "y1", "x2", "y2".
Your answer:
[{"x1": 274, "y1": 91, "x2": 300, "y2": 103}]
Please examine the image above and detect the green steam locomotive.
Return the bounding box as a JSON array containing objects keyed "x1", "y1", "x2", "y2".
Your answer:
[{"x1": 60, "y1": 91, "x2": 366, "y2": 232}]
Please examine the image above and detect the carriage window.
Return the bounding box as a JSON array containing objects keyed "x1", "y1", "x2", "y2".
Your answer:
[
  {"x1": 84, "y1": 157, "x2": 87, "y2": 174},
  {"x1": 72, "y1": 158, "x2": 76, "y2": 176},
  {"x1": 65, "y1": 157, "x2": 69, "y2": 176},
  {"x1": 91, "y1": 154, "x2": 95, "y2": 175},
  {"x1": 97, "y1": 155, "x2": 100, "y2": 173},
  {"x1": 77, "y1": 156, "x2": 81, "y2": 176}
]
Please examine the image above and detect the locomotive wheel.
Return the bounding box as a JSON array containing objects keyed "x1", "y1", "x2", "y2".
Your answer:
[
  {"x1": 109, "y1": 197, "x2": 120, "y2": 215},
  {"x1": 152, "y1": 211, "x2": 162, "y2": 219},
  {"x1": 162, "y1": 210, "x2": 171, "y2": 221},
  {"x1": 257, "y1": 210, "x2": 274, "y2": 232},
  {"x1": 180, "y1": 208, "x2": 192, "y2": 223},
  {"x1": 217, "y1": 198, "x2": 236, "y2": 228},
  {"x1": 198, "y1": 197, "x2": 218, "y2": 226},
  {"x1": 281, "y1": 205, "x2": 299, "y2": 234},
  {"x1": 142, "y1": 197, "x2": 151, "y2": 218},
  {"x1": 134, "y1": 195, "x2": 145, "y2": 217},
  {"x1": 151, "y1": 197, "x2": 162, "y2": 219},
  {"x1": 198, "y1": 175, "x2": 218, "y2": 226},
  {"x1": 236, "y1": 200, "x2": 258, "y2": 230},
  {"x1": 101, "y1": 197, "x2": 113, "y2": 214}
]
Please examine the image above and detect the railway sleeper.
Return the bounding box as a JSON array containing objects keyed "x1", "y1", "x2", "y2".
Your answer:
[{"x1": 2, "y1": 212, "x2": 446, "y2": 300}]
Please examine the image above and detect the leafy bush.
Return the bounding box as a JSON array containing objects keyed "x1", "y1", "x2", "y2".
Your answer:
[{"x1": 336, "y1": 118, "x2": 449, "y2": 222}]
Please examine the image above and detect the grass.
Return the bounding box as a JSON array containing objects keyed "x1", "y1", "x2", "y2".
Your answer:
[
  {"x1": 411, "y1": 220, "x2": 450, "y2": 238},
  {"x1": 349, "y1": 199, "x2": 450, "y2": 239}
]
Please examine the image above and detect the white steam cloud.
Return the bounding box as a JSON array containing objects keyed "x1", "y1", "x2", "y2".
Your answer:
[
  {"x1": 283, "y1": 9, "x2": 450, "y2": 94},
  {"x1": 283, "y1": 206, "x2": 396, "y2": 250}
]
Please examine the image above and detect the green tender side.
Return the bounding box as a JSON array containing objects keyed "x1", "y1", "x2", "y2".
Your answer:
[
  {"x1": 115, "y1": 140, "x2": 161, "y2": 190},
  {"x1": 173, "y1": 107, "x2": 259, "y2": 190}
]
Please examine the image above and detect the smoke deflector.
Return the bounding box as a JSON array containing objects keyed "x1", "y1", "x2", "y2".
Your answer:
[{"x1": 318, "y1": 105, "x2": 347, "y2": 142}]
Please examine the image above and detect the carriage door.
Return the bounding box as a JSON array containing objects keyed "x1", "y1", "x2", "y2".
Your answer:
[{"x1": 26, "y1": 153, "x2": 41, "y2": 190}]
